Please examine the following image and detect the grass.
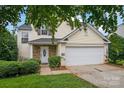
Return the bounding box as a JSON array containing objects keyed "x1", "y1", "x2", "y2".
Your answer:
[{"x1": 0, "y1": 74, "x2": 96, "y2": 88}]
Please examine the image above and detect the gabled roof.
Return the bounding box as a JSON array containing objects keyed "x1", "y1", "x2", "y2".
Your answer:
[
  {"x1": 63, "y1": 23, "x2": 110, "y2": 43},
  {"x1": 28, "y1": 38, "x2": 61, "y2": 45},
  {"x1": 19, "y1": 23, "x2": 110, "y2": 43},
  {"x1": 18, "y1": 24, "x2": 32, "y2": 31},
  {"x1": 87, "y1": 24, "x2": 110, "y2": 43}
]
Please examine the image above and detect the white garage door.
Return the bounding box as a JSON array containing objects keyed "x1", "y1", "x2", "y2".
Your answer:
[{"x1": 65, "y1": 46, "x2": 105, "y2": 66}]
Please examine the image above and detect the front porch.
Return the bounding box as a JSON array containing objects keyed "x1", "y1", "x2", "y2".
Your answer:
[
  {"x1": 32, "y1": 45, "x2": 57, "y2": 63},
  {"x1": 28, "y1": 38, "x2": 66, "y2": 65}
]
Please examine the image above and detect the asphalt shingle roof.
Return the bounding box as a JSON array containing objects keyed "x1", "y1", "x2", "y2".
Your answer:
[
  {"x1": 28, "y1": 38, "x2": 62, "y2": 45},
  {"x1": 18, "y1": 24, "x2": 32, "y2": 31}
]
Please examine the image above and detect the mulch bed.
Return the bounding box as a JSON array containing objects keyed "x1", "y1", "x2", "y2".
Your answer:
[{"x1": 50, "y1": 66, "x2": 68, "y2": 71}]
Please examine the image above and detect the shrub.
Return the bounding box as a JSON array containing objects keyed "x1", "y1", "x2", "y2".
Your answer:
[
  {"x1": 0, "y1": 30, "x2": 18, "y2": 61},
  {"x1": 109, "y1": 33, "x2": 124, "y2": 63},
  {"x1": 0, "y1": 59, "x2": 40, "y2": 78},
  {"x1": 27, "y1": 59, "x2": 41, "y2": 64},
  {"x1": 48, "y1": 56, "x2": 61, "y2": 68},
  {"x1": 116, "y1": 60, "x2": 124, "y2": 65},
  {"x1": 19, "y1": 60, "x2": 40, "y2": 75},
  {"x1": 0, "y1": 62, "x2": 19, "y2": 78}
]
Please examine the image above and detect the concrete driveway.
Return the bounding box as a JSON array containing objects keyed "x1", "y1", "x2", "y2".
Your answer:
[{"x1": 68, "y1": 64, "x2": 124, "y2": 88}]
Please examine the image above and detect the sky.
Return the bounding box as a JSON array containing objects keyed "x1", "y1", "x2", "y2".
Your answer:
[
  {"x1": 6, "y1": 13, "x2": 26, "y2": 32},
  {"x1": 7, "y1": 13, "x2": 123, "y2": 35}
]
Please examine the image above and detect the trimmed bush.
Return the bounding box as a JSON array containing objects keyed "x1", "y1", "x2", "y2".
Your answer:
[
  {"x1": 19, "y1": 60, "x2": 40, "y2": 75},
  {"x1": 48, "y1": 56, "x2": 61, "y2": 68},
  {"x1": 27, "y1": 59, "x2": 41, "y2": 64},
  {"x1": 0, "y1": 59, "x2": 40, "y2": 78},
  {"x1": 116, "y1": 60, "x2": 124, "y2": 65},
  {"x1": 0, "y1": 62, "x2": 19, "y2": 78}
]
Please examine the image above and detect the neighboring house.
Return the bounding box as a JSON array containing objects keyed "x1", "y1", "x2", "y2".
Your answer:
[
  {"x1": 17, "y1": 22, "x2": 110, "y2": 66},
  {"x1": 116, "y1": 23, "x2": 124, "y2": 37}
]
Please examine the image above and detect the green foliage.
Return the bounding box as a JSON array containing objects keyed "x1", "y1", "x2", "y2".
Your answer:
[
  {"x1": 0, "y1": 62, "x2": 19, "y2": 78},
  {"x1": 0, "y1": 30, "x2": 18, "y2": 61},
  {"x1": 26, "y1": 5, "x2": 124, "y2": 36},
  {"x1": 19, "y1": 59, "x2": 40, "y2": 75},
  {"x1": 1, "y1": 6, "x2": 124, "y2": 43},
  {"x1": 27, "y1": 58, "x2": 41, "y2": 64},
  {"x1": 0, "y1": 5, "x2": 24, "y2": 31},
  {"x1": 48, "y1": 56, "x2": 61, "y2": 68},
  {"x1": 116, "y1": 60, "x2": 124, "y2": 65},
  {"x1": 109, "y1": 33, "x2": 124, "y2": 63},
  {"x1": 0, "y1": 59, "x2": 40, "y2": 78}
]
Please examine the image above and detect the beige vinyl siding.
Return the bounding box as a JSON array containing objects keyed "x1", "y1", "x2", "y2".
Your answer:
[
  {"x1": 17, "y1": 31, "x2": 30, "y2": 59},
  {"x1": 67, "y1": 27, "x2": 104, "y2": 44},
  {"x1": 17, "y1": 22, "x2": 107, "y2": 60},
  {"x1": 28, "y1": 24, "x2": 51, "y2": 41},
  {"x1": 17, "y1": 22, "x2": 72, "y2": 59},
  {"x1": 25, "y1": 22, "x2": 73, "y2": 41},
  {"x1": 55, "y1": 22, "x2": 73, "y2": 38}
]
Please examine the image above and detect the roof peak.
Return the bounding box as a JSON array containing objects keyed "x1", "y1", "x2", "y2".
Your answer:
[{"x1": 18, "y1": 24, "x2": 32, "y2": 31}]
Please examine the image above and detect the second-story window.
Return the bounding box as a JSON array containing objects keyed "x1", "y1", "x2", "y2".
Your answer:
[
  {"x1": 41, "y1": 25, "x2": 47, "y2": 35},
  {"x1": 21, "y1": 32, "x2": 28, "y2": 43},
  {"x1": 37, "y1": 25, "x2": 51, "y2": 35}
]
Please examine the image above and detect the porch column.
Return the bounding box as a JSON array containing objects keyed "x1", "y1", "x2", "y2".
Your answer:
[
  {"x1": 57, "y1": 44, "x2": 61, "y2": 56},
  {"x1": 57, "y1": 43, "x2": 66, "y2": 66},
  {"x1": 29, "y1": 44, "x2": 33, "y2": 58}
]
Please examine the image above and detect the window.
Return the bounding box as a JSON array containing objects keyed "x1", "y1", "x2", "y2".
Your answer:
[
  {"x1": 37, "y1": 25, "x2": 51, "y2": 35},
  {"x1": 43, "y1": 49, "x2": 46, "y2": 57},
  {"x1": 21, "y1": 32, "x2": 28, "y2": 43},
  {"x1": 42, "y1": 30, "x2": 47, "y2": 35}
]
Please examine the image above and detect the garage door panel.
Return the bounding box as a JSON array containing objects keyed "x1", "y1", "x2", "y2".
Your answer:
[{"x1": 65, "y1": 47, "x2": 104, "y2": 66}]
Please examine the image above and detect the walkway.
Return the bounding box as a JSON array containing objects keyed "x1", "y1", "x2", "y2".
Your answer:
[{"x1": 40, "y1": 64, "x2": 71, "y2": 75}]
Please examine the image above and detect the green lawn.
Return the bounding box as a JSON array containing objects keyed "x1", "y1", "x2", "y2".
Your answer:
[{"x1": 0, "y1": 74, "x2": 96, "y2": 88}]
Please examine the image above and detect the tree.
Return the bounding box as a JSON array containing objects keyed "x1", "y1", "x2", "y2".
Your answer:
[
  {"x1": 109, "y1": 33, "x2": 124, "y2": 62},
  {"x1": 26, "y1": 5, "x2": 124, "y2": 40},
  {"x1": 1, "y1": 5, "x2": 124, "y2": 35},
  {"x1": 0, "y1": 5, "x2": 24, "y2": 31},
  {"x1": 0, "y1": 29, "x2": 18, "y2": 61},
  {"x1": 1, "y1": 5, "x2": 124, "y2": 43}
]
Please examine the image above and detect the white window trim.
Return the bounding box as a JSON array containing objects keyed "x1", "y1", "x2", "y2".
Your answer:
[{"x1": 21, "y1": 32, "x2": 28, "y2": 43}]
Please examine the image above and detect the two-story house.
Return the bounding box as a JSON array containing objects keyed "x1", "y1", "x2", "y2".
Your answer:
[{"x1": 17, "y1": 22, "x2": 110, "y2": 66}]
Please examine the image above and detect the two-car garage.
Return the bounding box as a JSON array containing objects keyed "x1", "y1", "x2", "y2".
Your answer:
[
  {"x1": 61, "y1": 24, "x2": 109, "y2": 66},
  {"x1": 65, "y1": 46, "x2": 105, "y2": 66}
]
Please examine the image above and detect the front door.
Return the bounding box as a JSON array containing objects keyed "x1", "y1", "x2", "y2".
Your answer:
[{"x1": 41, "y1": 47, "x2": 49, "y2": 64}]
